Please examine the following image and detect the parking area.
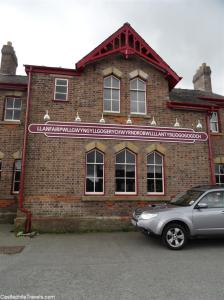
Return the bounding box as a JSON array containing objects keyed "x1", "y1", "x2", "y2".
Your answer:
[{"x1": 1, "y1": 224, "x2": 224, "y2": 300}]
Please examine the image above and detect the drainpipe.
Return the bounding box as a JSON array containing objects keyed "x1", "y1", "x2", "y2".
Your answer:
[
  {"x1": 205, "y1": 112, "x2": 216, "y2": 184},
  {"x1": 18, "y1": 66, "x2": 33, "y2": 233}
]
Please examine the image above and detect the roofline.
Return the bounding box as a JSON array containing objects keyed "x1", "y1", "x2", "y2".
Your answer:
[
  {"x1": 24, "y1": 65, "x2": 80, "y2": 76},
  {"x1": 0, "y1": 82, "x2": 27, "y2": 91},
  {"x1": 167, "y1": 101, "x2": 224, "y2": 111}
]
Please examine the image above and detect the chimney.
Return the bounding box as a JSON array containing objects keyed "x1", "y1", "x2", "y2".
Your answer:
[
  {"x1": 193, "y1": 63, "x2": 212, "y2": 93},
  {"x1": 0, "y1": 41, "x2": 18, "y2": 75}
]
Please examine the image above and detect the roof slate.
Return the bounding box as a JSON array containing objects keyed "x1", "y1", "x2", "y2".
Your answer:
[{"x1": 0, "y1": 73, "x2": 27, "y2": 85}]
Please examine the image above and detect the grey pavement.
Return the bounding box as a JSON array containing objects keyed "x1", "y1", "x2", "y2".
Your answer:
[{"x1": 0, "y1": 224, "x2": 224, "y2": 300}]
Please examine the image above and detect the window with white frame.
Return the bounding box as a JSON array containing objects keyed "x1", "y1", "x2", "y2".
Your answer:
[
  {"x1": 115, "y1": 149, "x2": 136, "y2": 194},
  {"x1": 215, "y1": 164, "x2": 224, "y2": 185},
  {"x1": 209, "y1": 112, "x2": 219, "y2": 133},
  {"x1": 103, "y1": 75, "x2": 120, "y2": 112},
  {"x1": 4, "y1": 97, "x2": 22, "y2": 121},
  {"x1": 147, "y1": 152, "x2": 164, "y2": 194},
  {"x1": 54, "y1": 78, "x2": 68, "y2": 101},
  {"x1": 130, "y1": 77, "x2": 146, "y2": 114},
  {"x1": 86, "y1": 149, "x2": 104, "y2": 194},
  {"x1": 12, "y1": 160, "x2": 21, "y2": 194}
]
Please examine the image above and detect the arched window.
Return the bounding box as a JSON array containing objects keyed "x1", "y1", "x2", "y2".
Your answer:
[
  {"x1": 115, "y1": 149, "x2": 136, "y2": 194},
  {"x1": 86, "y1": 149, "x2": 104, "y2": 194},
  {"x1": 130, "y1": 77, "x2": 146, "y2": 114},
  {"x1": 147, "y1": 152, "x2": 164, "y2": 194},
  {"x1": 103, "y1": 75, "x2": 120, "y2": 112}
]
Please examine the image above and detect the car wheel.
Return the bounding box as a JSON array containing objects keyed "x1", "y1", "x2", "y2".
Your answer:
[{"x1": 162, "y1": 223, "x2": 187, "y2": 250}]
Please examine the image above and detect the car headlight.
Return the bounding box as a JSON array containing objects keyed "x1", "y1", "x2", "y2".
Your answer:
[{"x1": 139, "y1": 213, "x2": 158, "y2": 220}]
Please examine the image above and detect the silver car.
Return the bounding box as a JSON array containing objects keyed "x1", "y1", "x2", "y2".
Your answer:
[{"x1": 132, "y1": 185, "x2": 224, "y2": 250}]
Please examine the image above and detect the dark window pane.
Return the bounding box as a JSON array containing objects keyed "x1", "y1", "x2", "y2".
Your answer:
[
  {"x1": 116, "y1": 179, "x2": 125, "y2": 192},
  {"x1": 56, "y1": 79, "x2": 67, "y2": 86},
  {"x1": 147, "y1": 154, "x2": 154, "y2": 165},
  {"x1": 147, "y1": 165, "x2": 154, "y2": 178},
  {"x1": 126, "y1": 179, "x2": 135, "y2": 192},
  {"x1": 126, "y1": 150, "x2": 135, "y2": 164},
  {"x1": 155, "y1": 166, "x2": 162, "y2": 178},
  {"x1": 13, "y1": 110, "x2": 21, "y2": 121},
  {"x1": 15, "y1": 171, "x2": 21, "y2": 181},
  {"x1": 6, "y1": 98, "x2": 14, "y2": 108},
  {"x1": 86, "y1": 178, "x2": 94, "y2": 192},
  {"x1": 56, "y1": 86, "x2": 67, "y2": 93},
  {"x1": 14, "y1": 99, "x2": 21, "y2": 108},
  {"x1": 220, "y1": 165, "x2": 224, "y2": 174},
  {"x1": 96, "y1": 164, "x2": 103, "y2": 177},
  {"x1": 126, "y1": 165, "x2": 135, "y2": 178},
  {"x1": 15, "y1": 160, "x2": 21, "y2": 170},
  {"x1": 215, "y1": 175, "x2": 220, "y2": 184},
  {"x1": 215, "y1": 164, "x2": 220, "y2": 173},
  {"x1": 155, "y1": 153, "x2": 162, "y2": 164},
  {"x1": 55, "y1": 93, "x2": 67, "y2": 100},
  {"x1": 115, "y1": 164, "x2": 125, "y2": 178},
  {"x1": 95, "y1": 178, "x2": 103, "y2": 192},
  {"x1": 116, "y1": 151, "x2": 125, "y2": 163},
  {"x1": 147, "y1": 179, "x2": 154, "y2": 193},
  {"x1": 156, "y1": 180, "x2": 163, "y2": 192},
  {"x1": 87, "y1": 151, "x2": 95, "y2": 163},
  {"x1": 5, "y1": 110, "x2": 13, "y2": 120},
  {"x1": 14, "y1": 182, "x2": 20, "y2": 192},
  {"x1": 87, "y1": 164, "x2": 94, "y2": 177},
  {"x1": 220, "y1": 176, "x2": 224, "y2": 184},
  {"x1": 96, "y1": 151, "x2": 103, "y2": 163}
]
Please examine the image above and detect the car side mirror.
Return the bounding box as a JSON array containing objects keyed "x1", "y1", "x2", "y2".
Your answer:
[{"x1": 196, "y1": 203, "x2": 208, "y2": 209}]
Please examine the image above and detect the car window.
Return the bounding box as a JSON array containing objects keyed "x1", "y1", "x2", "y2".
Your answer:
[
  {"x1": 199, "y1": 191, "x2": 224, "y2": 208},
  {"x1": 170, "y1": 190, "x2": 203, "y2": 206}
]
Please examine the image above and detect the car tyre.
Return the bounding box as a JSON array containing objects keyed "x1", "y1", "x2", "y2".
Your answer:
[{"x1": 162, "y1": 223, "x2": 188, "y2": 250}]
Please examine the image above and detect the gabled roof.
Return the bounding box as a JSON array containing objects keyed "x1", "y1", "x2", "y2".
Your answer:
[{"x1": 76, "y1": 23, "x2": 181, "y2": 90}]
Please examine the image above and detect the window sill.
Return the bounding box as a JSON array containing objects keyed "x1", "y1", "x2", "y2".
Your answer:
[
  {"x1": 0, "y1": 121, "x2": 21, "y2": 125},
  {"x1": 52, "y1": 99, "x2": 69, "y2": 103},
  {"x1": 82, "y1": 195, "x2": 171, "y2": 202},
  {"x1": 103, "y1": 112, "x2": 151, "y2": 119},
  {"x1": 210, "y1": 132, "x2": 223, "y2": 136}
]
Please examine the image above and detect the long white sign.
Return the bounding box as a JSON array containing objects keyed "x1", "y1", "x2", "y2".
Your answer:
[{"x1": 28, "y1": 121, "x2": 208, "y2": 143}]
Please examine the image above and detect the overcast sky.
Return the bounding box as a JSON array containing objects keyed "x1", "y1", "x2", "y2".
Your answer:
[{"x1": 0, "y1": 0, "x2": 223, "y2": 94}]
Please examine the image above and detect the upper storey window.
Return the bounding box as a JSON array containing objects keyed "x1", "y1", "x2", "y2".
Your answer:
[
  {"x1": 103, "y1": 75, "x2": 120, "y2": 112},
  {"x1": 54, "y1": 78, "x2": 68, "y2": 101},
  {"x1": 130, "y1": 78, "x2": 146, "y2": 114},
  {"x1": 4, "y1": 97, "x2": 22, "y2": 121},
  {"x1": 209, "y1": 112, "x2": 219, "y2": 133}
]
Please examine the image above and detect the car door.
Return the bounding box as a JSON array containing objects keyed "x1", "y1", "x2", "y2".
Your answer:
[{"x1": 193, "y1": 191, "x2": 224, "y2": 235}]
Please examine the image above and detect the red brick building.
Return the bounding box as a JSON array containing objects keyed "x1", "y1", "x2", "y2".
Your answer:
[{"x1": 0, "y1": 23, "x2": 224, "y2": 232}]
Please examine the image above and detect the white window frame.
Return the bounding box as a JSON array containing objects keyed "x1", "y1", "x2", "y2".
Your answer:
[
  {"x1": 115, "y1": 149, "x2": 136, "y2": 195},
  {"x1": 215, "y1": 163, "x2": 224, "y2": 185},
  {"x1": 130, "y1": 77, "x2": 146, "y2": 115},
  {"x1": 4, "y1": 97, "x2": 22, "y2": 121},
  {"x1": 54, "y1": 78, "x2": 68, "y2": 101},
  {"x1": 85, "y1": 149, "x2": 104, "y2": 195},
  {"x1": 0, "y1": 160, "x2": 2, "y2": 180},
  {"x1": 209, "y1": 112, "x2": 219, "y2": 133},
  {"x1": 103, "y1": 75, "x2": 120, "y2": 113},
  {"x1": 147, "y1": 151, "x2": 164, "y2": 195},
  {"x1": 12, "y1": 159, "x2": 21, "y2": 194}
]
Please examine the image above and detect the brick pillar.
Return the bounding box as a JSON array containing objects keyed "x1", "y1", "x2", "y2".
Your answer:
[
  {"x1": 0, "y1": 42, "x2": 18, "y2": 75},
  {"x1": 192, "y1": 63, "x2": 212, "y2": 93}
]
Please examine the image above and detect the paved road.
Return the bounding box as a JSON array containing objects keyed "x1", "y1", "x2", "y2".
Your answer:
[{"x1": 0, "y1": 224, "x2": 224, "y2": 300}]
